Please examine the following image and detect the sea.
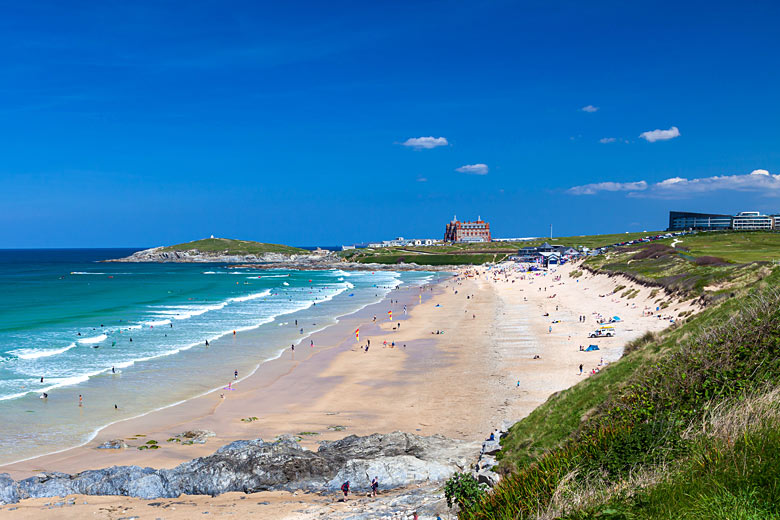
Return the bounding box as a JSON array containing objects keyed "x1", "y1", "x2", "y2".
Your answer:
[{"x1": 0, "y1": 249, "x2": 440, "y2": 465}]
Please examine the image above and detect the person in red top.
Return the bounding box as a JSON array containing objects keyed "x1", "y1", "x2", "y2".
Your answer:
[{"x1": 340, "y1": 480, "x2": 350, "y2": 498}]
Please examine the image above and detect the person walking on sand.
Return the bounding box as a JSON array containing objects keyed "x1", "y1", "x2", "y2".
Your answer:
[
  {"x1": 234, "y1": 370, "x2": 238, "y2": 379},
  {"x1": 579, "y1": 363, "x2": 583, "y2": 375},
  {"x1": 340, "y1": 480, "x2": 350, "y2": 498},
  {"x1": 79, "y1": 394, "x2": 83, "y2": 407},
  {"x1": 371, "y1": 477, "x2": 379, "y2": 497}
]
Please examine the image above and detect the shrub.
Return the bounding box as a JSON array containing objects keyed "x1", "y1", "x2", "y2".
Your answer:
[{"x1": 444, "y1": 473, "x2": 486, "y2": 512}]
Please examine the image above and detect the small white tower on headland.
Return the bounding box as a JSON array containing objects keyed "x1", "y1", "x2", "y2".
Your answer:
[{"x1": 210, "y1": 234, "x2": 215, "y2": 239}]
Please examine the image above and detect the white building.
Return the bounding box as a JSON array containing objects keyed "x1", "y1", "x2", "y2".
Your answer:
[{"x1": 732, "y1": 211, "x2": 774, "y2": 230}]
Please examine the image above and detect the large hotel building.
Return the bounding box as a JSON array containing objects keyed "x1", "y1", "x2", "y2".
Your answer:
[
  {"x1": 444, "y1": 216, "x2": 492, "y2": 242},
  {"x1": 668, "y1": 211, "x2": 780, "y2": 231}
]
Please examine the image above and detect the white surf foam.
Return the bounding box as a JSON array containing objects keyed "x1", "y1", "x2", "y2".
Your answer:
[
  {"x1": 10, "y1": 343, "x2": 77, "y2": 360},
  {"x1": 77, "y1": 334, "x2": 107, "y2": 344},
  {"x1": 229, "y1": 290, "x2": 272, "y2": 303}
]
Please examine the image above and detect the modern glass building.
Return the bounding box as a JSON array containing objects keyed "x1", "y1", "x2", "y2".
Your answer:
[
  {"x1": 668, "y1": 211, "x2": 733, "y2": 231},
  {"x1": 669, "y1": 210, "x2": 779, "y2": 231}
]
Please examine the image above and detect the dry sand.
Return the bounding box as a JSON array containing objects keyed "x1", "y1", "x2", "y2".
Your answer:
[{"x1": 0, "y1": 261, "x2": 697, "y2": 519}]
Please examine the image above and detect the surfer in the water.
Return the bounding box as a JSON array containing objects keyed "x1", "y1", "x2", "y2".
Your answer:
[{"x1": 205, "y1": 339, "x2": 209, "y2": 346}]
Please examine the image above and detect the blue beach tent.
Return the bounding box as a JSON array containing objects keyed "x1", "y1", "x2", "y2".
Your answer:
[{"x1": 585, "y1": 345, "x2": 600, "y2": 351}]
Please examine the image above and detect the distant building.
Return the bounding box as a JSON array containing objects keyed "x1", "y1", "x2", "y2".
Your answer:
[
  {"x1": 732, "y1": 211, "x2": 773, "y2": 230},
  {"x1": 512, "y1": 242, "x2": 581, "y2": 265},
  {"x1": 668, "y1": 210, "x2": 779, "y2": 231},
  {"x1": 668, "y1": 211, "x2": 732, "y2": 231},
  {"x1": 444, "y1": 216, "x2": 491, "y2": 243}
]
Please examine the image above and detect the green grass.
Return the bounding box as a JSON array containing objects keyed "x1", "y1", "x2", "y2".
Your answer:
[
  {"x1": 583, "y1": 238, "x2": 774, "y2": 298},
  {"x1": 160, "y1": 238, "x2": 308, "y2": 255},
  {"x1": 497, "y1": 353, "x2": 644, "y2": 469},
  {"x1": 657, "y1": 230, "x2": 780, "y2": 263}
]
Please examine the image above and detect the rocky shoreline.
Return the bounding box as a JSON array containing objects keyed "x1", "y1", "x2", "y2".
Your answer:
[
  {"x1": 102, "y1": 246, "x2": 454, "y2": 271},
  {"x1": 0, "y1": 432, "x2": 480, "y2": 506}
]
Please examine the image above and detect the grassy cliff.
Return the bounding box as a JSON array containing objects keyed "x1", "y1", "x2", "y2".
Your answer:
[
  {"x1": 456, "y1": 232, "x2": 780, "y2": 520},
  {"x1": 159, "y1": 238, "x2": 308, "y2": 255}
]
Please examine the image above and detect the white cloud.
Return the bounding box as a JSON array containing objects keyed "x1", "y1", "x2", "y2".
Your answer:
[
  {"x1": 416, "y1": 177, "x2": 428, "y2": 182},
  {"x1": 599, "y1": 137, "x2": 617, "y2": 144},
  {"x1": 456, "y1": 163, "x2": 488, "y2": 175},
  {"x1": 568, "y1": 169, "x2": 780, "y2": 198},
  {"x1": 581, "y1": 105, "x2": 599, "y2": 113},
  {"x1": 401, "y1": 136, "x2": 448, "y2": 149},
  {"x1": 567, "y1": 181, "x2": 648, "y2": 195},
  {"x1": 639, "y1": 126, "x2": 680, "y2": 142}
]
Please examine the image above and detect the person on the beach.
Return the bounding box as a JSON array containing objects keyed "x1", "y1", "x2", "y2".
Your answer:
[
  {"x1": 371, "y1": 477, "x2": 379, "y2": 496},
  {"x1": 205, "y1": 339, "x2": 209, "y2": 346},
  {"x1": 341, "y1": 480, "x2": 350, "y2": 498},
  {"x1": 112, "y1": 366, "x2": 115, "y2": 373},
  {"x1": 79, "y1": 394, "x2": 83, "y2": 407},
  {"x1": 579, "y1": 364, "x2": 583, "y2": 374},
  {"x1": 310, "y1": 340, "x2": 314, "y2": 347},
  {"x1": 234, "y1": 370, "x2": 238, "y2": 379},
  {"x1": 291, "y1": 344, "x2": 295, "y2": 351}
]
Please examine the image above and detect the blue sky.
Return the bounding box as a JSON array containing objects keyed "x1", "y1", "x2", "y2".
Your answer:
[{"x1": 2, "y1": 0, "x2": 780, "y2": 247}]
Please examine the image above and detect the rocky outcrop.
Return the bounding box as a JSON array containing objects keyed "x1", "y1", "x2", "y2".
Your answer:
[
  {"x1": 0, "y1": 432, "x2": 479, "y2": 505},
  {"x1": 104, "y1": 246, "x2": 336, "y2": 265}
]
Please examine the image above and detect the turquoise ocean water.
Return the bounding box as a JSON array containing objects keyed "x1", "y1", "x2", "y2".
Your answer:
[{"x1": 0, "y1": 249, "x2": 438, "y2": 465}]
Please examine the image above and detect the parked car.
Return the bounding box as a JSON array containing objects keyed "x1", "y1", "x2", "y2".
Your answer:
[{"x1": 589, "y1": 328, "x2": 615, "y2": 338}]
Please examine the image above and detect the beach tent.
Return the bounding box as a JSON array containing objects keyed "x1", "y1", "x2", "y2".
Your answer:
[
  {"x1": 612, "y1": 316, "x2": 621, "y2": 321},
  {"x1": 585, "y1": 345, "x2": 600, "y2": 351}
]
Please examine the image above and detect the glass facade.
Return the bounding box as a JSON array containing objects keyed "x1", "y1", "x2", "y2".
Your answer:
[{"x1": 669, "y1": 211, "x2": 780, "y2": 231}]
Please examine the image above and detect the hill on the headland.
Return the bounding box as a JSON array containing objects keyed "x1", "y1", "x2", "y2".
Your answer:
[
  {"x1": 451, "y1": 231, "x2": 780, "y2": 519},
  {"x1": 159, "y1": 238, "x2": 308, "y2": 255}
]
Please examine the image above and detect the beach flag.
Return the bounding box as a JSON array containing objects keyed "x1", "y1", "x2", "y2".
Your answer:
[
  {"x1": 388, "y1": 310, "x2": 392, "y2": 320},
  {"x1": 355, "y1": 328, "x2": 359, "y2": 342}
]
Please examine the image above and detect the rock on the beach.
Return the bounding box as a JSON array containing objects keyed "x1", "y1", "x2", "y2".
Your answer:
[
  {"x1": 1, "y1": 432, "x2": 480, "y2": 504},
  {"x1": 173, "y1": 430, "x2": 216, "y2": 445},
  {"x1": 0, "y1": 473, "x2": 19, "y2": 505},
  {"x1": 96, "y1": 439, "x2": 129, "y2": 450},
  {"x1": 327, "y1": 455, "x2": 459, "y2": 492}
]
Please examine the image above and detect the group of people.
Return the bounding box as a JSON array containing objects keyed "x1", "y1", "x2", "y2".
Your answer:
[{"x1": 340, "y1": 476, "x2": 380, "y2": 498}]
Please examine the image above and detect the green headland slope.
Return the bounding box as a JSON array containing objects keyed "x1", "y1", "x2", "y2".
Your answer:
[
  {"x1": 452, "y1": 231, "x2": 780, "y2": 520},
  {"x1": 159, "y1": 238, "x2": 308, "y2": 255}
]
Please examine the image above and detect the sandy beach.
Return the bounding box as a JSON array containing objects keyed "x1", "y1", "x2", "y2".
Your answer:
[{"x1": 0, "y1": 261, "x2": 696, "y2": 519}]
